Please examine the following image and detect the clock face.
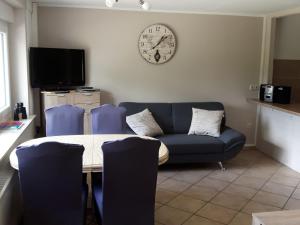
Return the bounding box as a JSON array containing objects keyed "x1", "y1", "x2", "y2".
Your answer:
[{"x1": 138, "y1": 24, "x2": 176, "y2": 64}]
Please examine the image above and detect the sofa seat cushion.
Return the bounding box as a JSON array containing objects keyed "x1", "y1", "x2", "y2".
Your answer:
[
  {"x1": 219, "y1": 127, "x2": 246, "y2": 152},
  {"x1": 157, "y1": 134, "x2": 225, "y2": 155}
]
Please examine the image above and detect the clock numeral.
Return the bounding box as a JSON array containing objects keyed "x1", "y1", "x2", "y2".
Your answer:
[
  {"x1": 149, "y1": 28, "x2": 153, "y2": 33},
  {"x1": 163, "y1": 56, "x2": 167, "y2": 60},
  {"x1": 140, "y1": 42, "x2": 145, "y2": 47},
  {"x1": 164, "y1": 28, "x2": 167, "y2": 33},
  {"x1": 143, "y1": 50, "x2": 147, "y2": 54},
  {"x1": 169, "y1": 50, "x2": 172, "y2": 54},
  {"x1": 156, "y1": 26, "x2": 161, "y2": 32},
  {"x1": 170, "y1": 43, "x2": 175, "y2": 47},
  {"x1": 142, "y1": 34, "x2": 147, "y2": 39}
]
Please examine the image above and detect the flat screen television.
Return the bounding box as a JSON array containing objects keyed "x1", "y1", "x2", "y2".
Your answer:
[{"x1": 29, "y1": 47, "x2": 85, "y2": 89}]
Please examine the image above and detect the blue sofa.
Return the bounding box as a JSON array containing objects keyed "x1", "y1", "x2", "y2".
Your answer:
[{"x1": 119, "y1": 102, "x2": 246, "y2": 166}]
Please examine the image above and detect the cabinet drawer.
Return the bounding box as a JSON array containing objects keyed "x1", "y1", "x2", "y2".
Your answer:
[
  {"x1": 73, "y1": 92, "x2": 100, "y2": 104},
  {"x1": 43, "y1": 93, "x2": 72, "y2": 109},
  {"x1": 75, "y1": 103, "x2": 100, "y2": 113}
]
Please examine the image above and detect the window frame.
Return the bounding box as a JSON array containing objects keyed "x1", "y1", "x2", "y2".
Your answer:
[{"x1": 0, "y1": 21, "x2": 11, "y2": 118}]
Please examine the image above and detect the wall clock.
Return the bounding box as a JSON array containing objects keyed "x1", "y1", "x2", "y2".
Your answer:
[{"x1": 138, "y1": 24, "x2": 176, "y2": 64}]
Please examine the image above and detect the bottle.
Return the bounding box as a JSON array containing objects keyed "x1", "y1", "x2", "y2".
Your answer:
[
  {"x1": 13, "y1": 103, "x2": 20, "y2": 121},
  {"x1": 20, "y1": 103, "x2": 27, "y2": 119}
]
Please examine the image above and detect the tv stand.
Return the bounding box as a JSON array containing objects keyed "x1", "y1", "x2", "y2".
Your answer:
[{"x1": 40, "y1": 90, "x2": 101, "y2": 134}]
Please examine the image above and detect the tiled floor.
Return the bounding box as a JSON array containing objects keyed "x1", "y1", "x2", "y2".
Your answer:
[{"x1": 88, "y1": 148, "x2": 300, "y2": 225}]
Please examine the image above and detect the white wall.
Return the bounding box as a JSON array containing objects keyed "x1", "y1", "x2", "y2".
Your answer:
[
  {"x1": 0, "y1": 0, "x2": 14, "y2": 23},
  {"x1": 8, "y1": 0, "x2": 38, "y2": 118},
  {"x1": 9, "y1": 8, "x2": 30, "y2": 113},
  {"x1": 275, "y1": 14, "x2": 300, "y2": 60},
  {"x1": 38, "y1": 7, "x2": 263, "y2": 144}
]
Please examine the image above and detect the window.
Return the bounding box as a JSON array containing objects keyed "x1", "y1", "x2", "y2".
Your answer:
[{"x1": 0, "y1": 27, "x2": 10, "y2": 113}]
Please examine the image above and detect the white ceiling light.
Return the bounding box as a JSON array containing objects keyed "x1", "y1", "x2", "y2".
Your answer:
[{"x1": 105, "y1": 0, "x2": 151, "y2": 10}]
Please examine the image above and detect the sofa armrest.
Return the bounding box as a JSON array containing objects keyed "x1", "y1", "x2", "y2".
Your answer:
[{"x1": 219, "y1": 127, "x2": 246, "y2": 151}]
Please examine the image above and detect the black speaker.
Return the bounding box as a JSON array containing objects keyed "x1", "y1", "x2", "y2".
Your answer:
[
  {"x1": 260, "y1": 84, "x2": 267, "y2": 101},
  {"x1": 273, "y1": 86, "x2": 291, "y2": 104}
]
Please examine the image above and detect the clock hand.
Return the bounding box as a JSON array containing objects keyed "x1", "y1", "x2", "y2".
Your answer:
[
  {"x1": 152, "y1": 35, "x2": 167, "y2": 50},
  {"x1": 154, "y1": 49, "x2": 161, "y2": 62}
]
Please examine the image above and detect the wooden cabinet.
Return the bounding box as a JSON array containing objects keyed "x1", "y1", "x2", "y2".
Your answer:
[{"x1": 41, "y1": 91, "x2": 100, "y2": 134}]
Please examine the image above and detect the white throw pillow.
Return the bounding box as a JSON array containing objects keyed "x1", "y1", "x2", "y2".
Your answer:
[
  {"x1": 188, "y1": 108, "x2": 224, "y2": 137},
  {"x1": 126, "y1": 109, "x2": 164, "y2": 137}
]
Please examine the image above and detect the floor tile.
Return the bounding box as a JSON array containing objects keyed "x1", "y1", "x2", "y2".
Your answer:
[
  {"x1": 276, "y1": 166, "x2": 300, "y2": 179},
  {"x1": 233, "y1": 175, "x2": 266, "y2": 189},
  {"x1": 234, "y1": 149, "x2": 263, "y2": 162},
  {"x1": 183, "y1": 185, "x2": 219, "y2": 202},
  {"x1": 243, "y1": 167, "x2": 274, "y2": 179},
  {"x1": 155, "y1": 202, "x2": 163, "y2": 210},
  {"x1": 158, "y1": 169, "x2": 178, "y2": 178},
  {"x1": 256, "y1": 157, "x2": 282, "y2": 168},
  {"x1": 157, "y1": 174, "x2": 169, "y2": 184},
  {"x1": 196, "y1": 203, "x2": 238, "y2": 224},
  {"x1": 242, "y1": 200, "x2": 281, "y2": 214},
  {"x1": 168, "y1": 195, "x2": 205, "y2": 213},
  {"x1": 156, "y1": 188, "x2": 178, "y2": 204},
  {"x1": 270, "y1": 174, "x2": 300, "y2": 187},
  {"x1": 173, "y1": 169, "x2": 211, "y2": 184},
  {"x1": 155, "y1": 205, "x2": 192, "y2": 225},
  {"x1": 284, "y1": 198, "x2": 300, "y2": 210},
  {"x1": 252, "y1": 191, "x2": 288, "y2": 208},
  {"x1": 208, "y1": 170, "x2": 239, "y2": 182},
  {"x1": 196, "y1": 177, "x2": 230, "y2": 191},
  {"x1": 224, "y1": 162, "x2": 248, "y2": 175},
  {"x1": 211, "y1": 192, "x2": 248, "y2": 210},
  {"x1": 159, "y1": 178, "x2": 191, "y2": 193},
  {"x1": 229, "y1": 212, "x2": 252, "y2": 225},
  {"x1": 292, "y1": 188, "x2": 300, "y2": 200},
  {"x1": 262, "y1": 181, "x2": 294, "y2": 197},
  {"x1": 223, "y1": 184, "x2": 257, "y2": 199},
  {"x1": 183, "y1": 215, "x2": 223, "y2": 225}
]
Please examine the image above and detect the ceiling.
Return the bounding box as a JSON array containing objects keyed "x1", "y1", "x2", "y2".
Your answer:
[{"x1": 35, "y1": 0, "x2": 300, "y2": 16}]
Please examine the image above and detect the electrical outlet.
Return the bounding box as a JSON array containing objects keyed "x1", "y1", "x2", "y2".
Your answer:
[{"x1": 249, "y1": 84, "x2": 259, "y2": 91}]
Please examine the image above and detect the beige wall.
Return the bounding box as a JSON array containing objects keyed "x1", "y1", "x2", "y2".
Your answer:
[
  {"x1": 275, "y1": 14, "x2": 300, "y2": 60},
  {"x1": 38, "y1": 7, "x2": 263, "y2": 144}
]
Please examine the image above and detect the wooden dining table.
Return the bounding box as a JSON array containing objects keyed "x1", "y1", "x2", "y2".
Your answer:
[{"x1": 9, "y1": 134, "x2": 169, "y2": 173}]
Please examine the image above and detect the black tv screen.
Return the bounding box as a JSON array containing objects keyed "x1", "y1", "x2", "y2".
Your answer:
[{"x1": 29, "y1": 47, "x2": 85, "y2": 88}]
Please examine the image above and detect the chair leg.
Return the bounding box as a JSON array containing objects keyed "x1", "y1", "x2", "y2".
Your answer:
[{"x1": 218, "y1": 161, "x2": 226, "y2": 171}]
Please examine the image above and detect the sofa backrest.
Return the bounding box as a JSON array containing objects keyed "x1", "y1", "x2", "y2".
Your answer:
[
  {"x1": 172, "y1": 102, "x2": 225, "y2": 134},
  {"x1": 119, "y1": 102, "x2": 225, "y2": 134},
  {"x1": 119, "y1": 102, "x2": 174, "y2": 134}
]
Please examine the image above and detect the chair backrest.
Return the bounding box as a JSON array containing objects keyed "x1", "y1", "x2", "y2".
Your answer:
[
  {"x1": 101, "y1": 137, "x2": 161, "y2": 225},
  {"x1": 16, "y1": 142, "x2": 84, "y2": 225},
  {"x1": 45, "y1": 104, "x2": 84, "y2": 136},
  {"x1": 91, "y1": 104, "x2": 127, "y2": 134}
]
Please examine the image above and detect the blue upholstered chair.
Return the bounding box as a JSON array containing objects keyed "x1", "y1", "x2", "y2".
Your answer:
[
  {"x1": 90, "y1": 104, "x2": 127, "y2": 134},
  {"x1": 92, "y1": 137, "x2": 161, "y2": 225},
  {"x1": 16, "y1": 142, "x2": 88, "y2": 225},
  {"x1": 45, "y1": 104, "x2": 85, "y2": 136}
]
